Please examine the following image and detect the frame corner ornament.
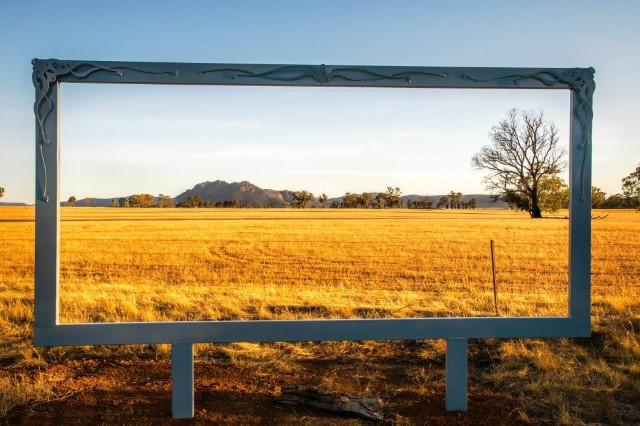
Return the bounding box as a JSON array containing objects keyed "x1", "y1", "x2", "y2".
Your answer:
[
  {"x1": 32, "y1": 59, "x2": 179, "y2": 202},
  {"x1": 461, "y1": 67, "x2": 595, "y2": 200}
]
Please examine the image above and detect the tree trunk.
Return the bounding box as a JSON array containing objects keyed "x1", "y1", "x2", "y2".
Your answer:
[{"x1": 530, "y1": 189, "x2": 543, "y2": 218}]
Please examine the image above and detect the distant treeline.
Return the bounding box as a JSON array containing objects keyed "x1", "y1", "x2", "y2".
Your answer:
[
  {"x1": 65, "y1": 185, "x2": 640, "y2": 210},
  {"x1": 593, "y1": 188, "x2": 640, "y2": 209},
  {"x1": 116, "y1": 195, "x2": 239, "y2": 208},
  {"x1": 335, "y1": 190, "x2": 477, "y2": 209},
  {"x1": 72, "y1": 188, "x2": 481, "y2": 210}
]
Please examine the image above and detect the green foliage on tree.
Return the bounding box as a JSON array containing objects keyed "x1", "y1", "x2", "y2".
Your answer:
[
  {"x1": 341, "y1": 192, "x2": 359, "y2": 208},
  {"x1": 128, "y1": 194, "x2": 154, "y2": 208},
  {"x1": 595, "y1": 164, "x2": 640, "y2": 209},
  {"x1": 383, "y1": 187, "x2": 402, "y2": 208},
  {"x1": 538, "y1": 176, "x2": 569, "y2": 213},
  {"x1": 436, "y1": 196, "x2": 448, "y2": 209},
  {"x1": 407, "y1": 196, "x2": 433, "y2": 209},
  {"x1": 591, "y1": 187, "x2": 607, "y2": 209},
  {"x1": 359, "y1": 192, "x2": 373, "y2": 208},
  {"x1": 500, "y1": 177, "x2": 569, "y2": 214},
  {"x1": 292, "y1": 190, "x2": 313, "y2": 208},
  {"x1": 176, "y1": 196, "x2": 204, "y2": 208},
  {"x1": 467, "y1": 198, "x2": 477, "y2": 209},
  {"x1": 424, "y1": 197, "x2": 434, "y2": 209},
  {"x1": 602, "y1": 194, "x2": 635, "y2": 209},
  {"x1": 187, "y1": 196, "x2": 202, "y2": 208},
  {"x1": 157, "y1": 194, "x2": 174, "y2": 208},
  {"x1": 0, "y1": 187, "x2": 4, "y2": 199},
  {"x1": 472, "y1": 109, "x2": 566, "y2": 218},
  {"x1": 67, "y1": 195, "x2": 76, "y2": 204},
  {"x1": 222, "y1": 200, "x2": 243, "y2": 208},
  {"x1": 318, "y1": 193, "x2": 328, "y2": 207},
  {"x1": 343, "y1": 189, "x2": 400, "y2": 209},
  {"x1": 622, "y1": 163, "x2": 640, "y2": 210},
  {"x1": 448, "y1": 191, "x2": 463, "y2": 209}
]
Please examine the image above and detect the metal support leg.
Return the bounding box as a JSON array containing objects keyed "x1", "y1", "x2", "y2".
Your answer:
[
  {"x1": 446, "y1": 337, "x2": 468, "y2": 412},
  {"x1": 172, "y1": 343, "x2": 194, "y2": 419}
]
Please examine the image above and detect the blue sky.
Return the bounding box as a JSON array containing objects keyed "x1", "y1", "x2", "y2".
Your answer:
[{"x1": 1, "y1": 1, "x2": 638, "y2": 202}]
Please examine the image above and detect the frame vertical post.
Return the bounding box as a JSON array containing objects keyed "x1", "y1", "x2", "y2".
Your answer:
[
  {"x1": 568, "y1": 89, "x2": 592, "y2": 334},
  {"x1": 172, "y1": 343, "x2": 194, "y2": 419},
  {"x1": 446, "y1": 337, "x2": 468, "y2": 411},
  {"x1": 34, "y1": 82, "x2": 60, "y2": 332}
]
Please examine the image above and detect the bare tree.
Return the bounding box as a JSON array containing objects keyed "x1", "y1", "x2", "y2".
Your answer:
[{"x1": 472, "y1": 109, "x2": 566, "y2": 218}]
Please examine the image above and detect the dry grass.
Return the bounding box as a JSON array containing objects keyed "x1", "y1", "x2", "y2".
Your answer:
[
  {"x1": 59, "y1": 208, "x2": 572, "y2": 322},
  {"x1": 0, "y1": 206, "x2": 639, "y2": 423}
]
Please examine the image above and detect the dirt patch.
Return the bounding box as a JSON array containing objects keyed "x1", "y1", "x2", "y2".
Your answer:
[{"x1": 2, "y1": 358, "x2": 524, "y2": 425}]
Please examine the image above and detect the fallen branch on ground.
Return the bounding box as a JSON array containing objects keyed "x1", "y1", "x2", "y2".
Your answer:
[{"x1": 274, "y1": 385, "x2": 386, "y2": 421}]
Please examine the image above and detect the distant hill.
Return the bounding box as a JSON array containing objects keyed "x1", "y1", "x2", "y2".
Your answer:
[
  {"x1": 0, "y1": 202, "x2": 30, "y2": 207},
  {"x1": 175, "y1": 180, "x2": 294, "y2": 207}
]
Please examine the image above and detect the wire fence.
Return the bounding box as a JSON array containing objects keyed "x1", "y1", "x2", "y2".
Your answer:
[
  {"x1": 2, "y1": 239, "x2": 639, "y2": 280},
  {"x1": 2, "y1": 233, "x2": 638, "y2": 321}
]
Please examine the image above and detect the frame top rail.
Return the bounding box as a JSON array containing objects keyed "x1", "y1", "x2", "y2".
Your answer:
[{"x1": 32, "y1": 58, "x2": 594, "y2": 90}]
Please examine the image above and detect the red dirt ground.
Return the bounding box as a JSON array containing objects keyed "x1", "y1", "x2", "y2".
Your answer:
[{"x1": 2, "y1": 356, "x2": 525, "y2": 425}]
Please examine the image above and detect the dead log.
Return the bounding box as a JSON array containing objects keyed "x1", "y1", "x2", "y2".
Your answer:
[{"x1": 275, "y1": 385, "x2": 386, "y2": 421}]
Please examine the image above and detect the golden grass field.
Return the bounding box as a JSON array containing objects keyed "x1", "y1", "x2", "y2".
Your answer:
[{"x1": 0, "y1": 206, "x2": 639, "y2": 424}]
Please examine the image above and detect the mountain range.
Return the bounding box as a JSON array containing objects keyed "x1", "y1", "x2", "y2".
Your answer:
[
  {"x1": 174, "y1": 180, "x2": 295, "y2": 207},
  {"x1": 64, "y1": 180, "x2": 507, "y2": 208}
]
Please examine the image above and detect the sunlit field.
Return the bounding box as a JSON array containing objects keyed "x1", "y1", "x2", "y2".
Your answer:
[
  {"x1": 14, "y1": 207, "x2": 575, "y2": 323},
  {"x1": 1, "y1": 206, "x2": 639, "y2": 423},
  {"x1": 63, "y1": 207, "x2": 571, "y2": 322}
]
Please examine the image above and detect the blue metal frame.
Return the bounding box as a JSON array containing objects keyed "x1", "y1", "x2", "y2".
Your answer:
[{"x1": 33, "y1": 59, "x2": 594, "y2": 417}]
